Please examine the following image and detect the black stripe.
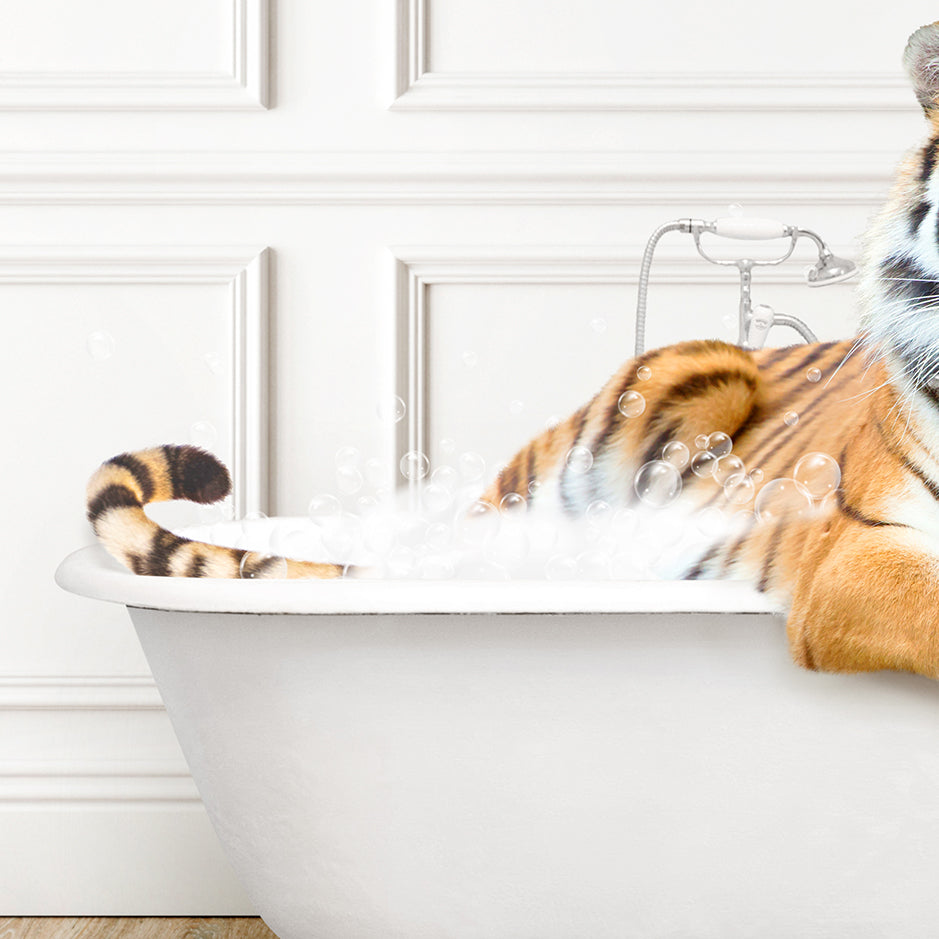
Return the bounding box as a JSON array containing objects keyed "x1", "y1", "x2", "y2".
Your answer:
[
  {"x1": 683, "y1": 544, "x2": 720, "y2": 581},
  {"x1": 87, "y1": 483, "x2": 140, "y2": 524},
  {"x1": 875, "y1": 418, "x2": 939, "y2": 504},
  {"x1": 657, "y1": 369, "x2": 758, "y2": 412},
  {"x1": 911, "y1": 199, "x2": 930, "y2": 237},
  {"x1": 922, "y1": 137, "x2": 939, "y2": 184},
  {"x1": 146, "y1": 529, "x2": 188, "y2": 576},
  {"x1": 524, "y1": 446, "x2": 536, "y2": 507},
  {"x1": 880, "y1": 254, "x2": 939, "y2": 304},
  {"x1": 836, "y1": 490, "x2": 899, "y2": 528},
  {"x1": 759, "y1": 345, "x2": 801, "y2": 368},
  {"x1": 186, "y1": 554, "x2": 207, "y2": 578},
  {"x1": 776, "y1": 342, "x2": 837, "y2": 382},
  {"x1": 106, "y1": 453, "x2": 155, "y2": 503},
  {"x1": 720, "y1": 526, "x2": 752, "y2": 575},
  {"x1": 127, "y1": 554, "x2": 147, "y2": 576},
  {"x1": 835, "y1": 444, "x2": 903, "y2": 528},
  {"x1": 757, "y1": 521, "x2": 784, "y2": 594},
  {"x1": 559, "y1": 405, "x2": 591, "y2": 516},
  {"x1": 162, "y1": 444, "x2": 182, "y2": 499}
]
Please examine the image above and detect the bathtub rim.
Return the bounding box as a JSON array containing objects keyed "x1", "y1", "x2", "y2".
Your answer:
[{"x1": 55, "y1": 544, "x2": 782, "y2": 616}]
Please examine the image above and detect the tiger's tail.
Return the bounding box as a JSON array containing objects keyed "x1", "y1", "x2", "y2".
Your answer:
[{"x1": 86, "y1": 445, "x2": 343, "y2": 579}]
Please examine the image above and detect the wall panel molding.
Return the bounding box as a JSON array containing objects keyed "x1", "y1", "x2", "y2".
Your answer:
[
  {"x1": 0, "y1": 246, "x2": 270, "y2": 516},
  {"x1": 0, "y1": 0, "x2": 268, "y2": 110},
  {"x1": 0, "y1": 150, "x2": 897, "y2": 205},
  {"x1": 393, "y1": 0, "x2": 912, "y2": 112},
  {"x1": 0, "y1": 675, "x2": 162, "y2": 710}
]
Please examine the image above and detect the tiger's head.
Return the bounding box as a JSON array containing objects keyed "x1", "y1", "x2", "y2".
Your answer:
[{"x1": 861, "y1": 21, "x2": 939, "y2": 402}]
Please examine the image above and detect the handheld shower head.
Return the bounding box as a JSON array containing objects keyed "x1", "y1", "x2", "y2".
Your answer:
[{"x1": 805, "y1": 252, "x2": 857, "y2": 287}]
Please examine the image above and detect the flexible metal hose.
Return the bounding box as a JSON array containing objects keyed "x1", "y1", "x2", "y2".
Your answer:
[{"x1": 634, "y1": 220, "x2": 689, "y2": 357}]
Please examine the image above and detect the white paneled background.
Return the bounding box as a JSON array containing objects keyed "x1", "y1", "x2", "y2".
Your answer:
[{"x1": 0, "y1": 0, "x2": 933, "y2": 914}]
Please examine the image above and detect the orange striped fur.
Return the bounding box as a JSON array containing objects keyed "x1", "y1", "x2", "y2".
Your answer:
[{"x1": 86, "y1": 22, "x2": 939, "y2": 676}]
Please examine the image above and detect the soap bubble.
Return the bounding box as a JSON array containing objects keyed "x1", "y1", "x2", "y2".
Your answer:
[
  {"x1": 86, "y1": 330, "x2": 115, "y2": 361},
  {"x1": 637, "y1": 366, "x2": 652, "y2": 381},
  {"x1": 585, "y1": 499, "x2": 613, "y2": 527},
  {"x1": 694, "y1": 434, "x2": 709, "y2": 450},
  {"x1": 528, "y1": 479, "x2": 542, "y2": 497},
  {"x1": 431, "y1": 465, "x2": 460, "y2": 492},
  {"x1": 662, "y1": 440, "x2": 690, "y2": 469},
  {"x1": 376, "y1": 395, "x2": 407, "y2": 424},
  {"x1": 545, "y1": 555, "x2": 578, "y2": 580},
  {"x1": 707, "y1": 432, "x2": 733, "y2": 458},
  {"x1": 611, "y1": 507, "x2": 639, "y2": 540},
  {"x1": 566, "y1": 446, "x2": 594, "y2": 475},
  {"x1": 462, "y1": 351, "x2": 478, "y2": 368},
  {"x1": 457, "y1": 500, "x2": 500, "y2": 545},
  {"x1": 203, "y1": 352, "x2": 223, "y2": 375},
  {"x1": 713, "y1": 454, "x2": 745, "y2": 485},
  {"x1": 754, "y1": 478, "x2": 813, "y2": 523},
  {"x1": 617, "y1": 390, "x2": 646, "y2": 418},
  {"x1": 440, "y1": 437, "x2": 457, "y2": 455},
  {"x1": 784, "y1": 410, "x2": 799, "y2": 427},
  {"x1": 239, "y1": 552, "x2": 288, "y2": 579},
  {"x1": 749, "y1": 468, "x2": 764, "y2": 484},
  {"x1": 793, "y1": 451, "x2": 841, "y2": 500},
  {"x1": 499, "y1": 492, "x2": 526, "y2": 512},
  {"x1": 357, "y1": 495, "x2": 378, "y2": 511},
  {"x1": 728, "y1": 202, "x2": 744, "y2": 217},
  {"x1": 459, "y1": 451, "x2": 486, "y2": 482},
  {"x1": 189, "y1": 421, "x2": 218, "y2": 449},
  {"x1": 806, "y1": 367, "x2": 822, "y2": 383},
  {"x1": 336, "y1": 466, "x2": 364, "y2": 495},
  {"x1": 422, "y1": 483, "x2": 453, "y2": 514},
  {"x1": 308, "y1": 493, "x2": 342, "y2": 525},
  {"x1": 634, "y1": 460, "x2": 682, "y2": 507},
  {"x1": 400, "y1": 450, "x2": 430, "y2": 481},
  {"x1": 425, "y1": 521, "x2": 452, "y2": 551},
  {"x1": 335, "y1": 446, "x2": 359, "y2": 469},
  {"x1": 590, "y1": 317, "x2": 608, "y2": 334},
  {"x1": 723, "y1": 472, "x2": 755, "y2": 505},
  {"x1": 509, "y1": 399, "x2": 525, "y2": 416},
  {"x1": 545, "y1": 415, "x2": 561, "y2": 430},
  {"x1": 690, "y1": 450, "x2": 717, "y2": 478}
]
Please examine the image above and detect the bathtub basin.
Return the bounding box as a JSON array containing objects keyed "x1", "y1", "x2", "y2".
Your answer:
[{"x1": 56, "y1": 543, "x2": 939, "y2": 939}]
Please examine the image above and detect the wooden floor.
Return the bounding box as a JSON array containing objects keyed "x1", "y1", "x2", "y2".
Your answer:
[{"x1": 0, "y1": 921, "x2": 278, "y2": 939}]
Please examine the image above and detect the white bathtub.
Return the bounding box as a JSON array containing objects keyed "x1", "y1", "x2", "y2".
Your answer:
[{"x1": 56, "y1": 541, "x2": 939, "y2": 939}]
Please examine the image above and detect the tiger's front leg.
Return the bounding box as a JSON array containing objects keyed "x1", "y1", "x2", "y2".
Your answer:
[{"x1": 786, "y1": 522, "x2": 939, "y2": 678}]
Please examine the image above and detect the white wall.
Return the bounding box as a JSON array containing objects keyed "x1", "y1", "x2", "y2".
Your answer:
[{"x1": 0, "y1": 0, "x2": 931, "y2": 913}]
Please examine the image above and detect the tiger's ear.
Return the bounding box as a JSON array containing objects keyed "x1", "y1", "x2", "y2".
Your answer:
[{"x1": 904, "y1": 22, "x2": 939, "y2": 113}]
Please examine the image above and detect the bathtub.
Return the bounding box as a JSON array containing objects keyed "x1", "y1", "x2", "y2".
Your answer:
[{"x1": 56, "y1": 538, "x2": 939, "y2": 939}]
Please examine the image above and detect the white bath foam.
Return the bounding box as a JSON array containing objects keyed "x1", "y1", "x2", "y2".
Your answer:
[{"x1": 174, "y1": 491, "x2": 753, "y2": 582}]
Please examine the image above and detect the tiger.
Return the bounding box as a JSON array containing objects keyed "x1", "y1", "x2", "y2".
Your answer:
[{"x1": 86, "y1": 21, "x2": 939, "y2": 679}]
